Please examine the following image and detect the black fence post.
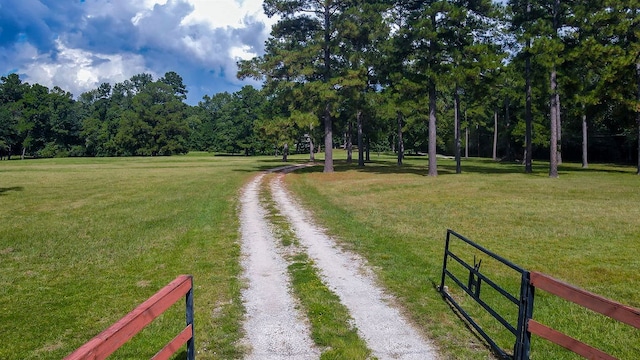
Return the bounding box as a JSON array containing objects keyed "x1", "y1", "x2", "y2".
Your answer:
[
  {"x1": 440, "y1": 230, "x2": 452, "y2": 292},
  {"x1": 186, "y1": 276, "x2": 195, "y2": 360},
  {"x1": 514, "y1": 271, "x2": 534, "y2": 360}
]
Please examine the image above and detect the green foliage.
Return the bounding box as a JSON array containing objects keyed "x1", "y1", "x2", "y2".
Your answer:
[
  {"x1": 0, "y1": 77, "x2": 84, "y2": 159},
  {"x1": 194, "y1": 86, "x2": 267, "y2": 155},
  {"x1": 240, "y1": 0, "x2": 399, "y2": 170},
  {"x1": 1, "y1": 0, "x2": 639, "y2": 164},
  {"x1": 79, "y1": 73, "x2": 190, "y2": 157},
  {"x1": 0, "y1": 72, "x2": 190, "y2": 158}
]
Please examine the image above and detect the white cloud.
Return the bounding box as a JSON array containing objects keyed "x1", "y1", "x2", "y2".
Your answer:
[
  {"x1": 130, "y1": 0, "x2": 271, "y2": 30},
  {"x1": 182, "y1": 0, "x2": 269, "y2": 29},
  {"x1": 230, "y1": 45, "x2": 256, "y2": 61},
  {"x1": 82, "y1": 1, "x2": 137, "y2": 21},
  {"x1": 13, "y1": 42, "x2": 40, "y2": 61},
  {"x1": 0, "y1": 0, "x2": 274, "y2": 102},
  {"x1": 20, "y1": 39, "x2": 150, "y2": 95},
  {"x1": 141, "y1": 0, "x2": 169, "y2": 7}
]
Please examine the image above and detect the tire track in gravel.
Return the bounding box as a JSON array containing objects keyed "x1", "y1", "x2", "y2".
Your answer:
[{"x1": 239, "y1": 173, "x2": 320, "y2": 359}]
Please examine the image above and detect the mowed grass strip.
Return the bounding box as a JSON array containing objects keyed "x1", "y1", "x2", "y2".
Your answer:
[
  {"x1": 259, "y1": 175, "x2": 372, "y2": 359},
  {"x1": 0, "y1": 154, "x2": 288, "y2": 359},
  {"x1": 286, "y1": 152, "x2": 640, "y2": 359}
]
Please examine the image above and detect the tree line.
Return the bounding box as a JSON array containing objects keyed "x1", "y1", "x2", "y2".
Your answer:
[
  {"x1": 1, "y1": 0, "x2": 638, "y2": 177},
  {"x1": 0, "y1": 72, "x2": 272, "y2": 159},
  {"x1": 239, "y1": 0, "x2": 639, "y2": 176},
  {"x1": 0, "y1": 72, "x2": 188, "y2": 158}
]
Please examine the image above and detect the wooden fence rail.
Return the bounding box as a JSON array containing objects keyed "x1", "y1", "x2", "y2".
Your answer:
[
  {"x1": 528, "y1": 271, "x2": 640, "y2": 359},
  {"x1": 65, "y1": 275, "x2": 194, "y2": 360}
]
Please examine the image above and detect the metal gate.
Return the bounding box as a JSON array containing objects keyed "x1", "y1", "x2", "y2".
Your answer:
[
  {"x1": 440, "y1": 230, "x2": 640, "y2": 359},
  {"x1": 439, "y1": 229, "x2": 534, "y2": 360}
]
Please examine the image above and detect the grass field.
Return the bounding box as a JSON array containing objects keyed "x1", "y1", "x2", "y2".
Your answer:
[
  {"x1": 286, "y1": 152, "x2": 640, "y2": 359},
  {"x1": 0, "y1": 154, "x2": 286, "y2": 359},
  {"x1": 1, "y1": 152, "x2": 638, "y2": 359}
]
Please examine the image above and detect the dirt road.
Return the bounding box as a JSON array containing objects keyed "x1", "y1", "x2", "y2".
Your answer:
[{"x1": 239, "y1": 169, "x2": 439, "y2": 359}]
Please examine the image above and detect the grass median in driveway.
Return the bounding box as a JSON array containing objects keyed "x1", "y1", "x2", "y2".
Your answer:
[
  {"x1": 0, "y1": 154, "x2": 293, "y2": 359},
  {"x1": 285, "y1": 152, "x2": 640, "y2": 359},
  {"x1": 259, "y1": 175, "x2": 372, "y2": 359}
]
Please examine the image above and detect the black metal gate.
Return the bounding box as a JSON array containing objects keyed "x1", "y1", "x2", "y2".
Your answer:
[{"x1": 439, "y1": 229, "x2": 534, "y2": 360}]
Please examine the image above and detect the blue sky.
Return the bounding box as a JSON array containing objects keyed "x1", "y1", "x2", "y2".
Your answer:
[{"x1": 0, "y1": 0, "x2": 273, "y2": 104}]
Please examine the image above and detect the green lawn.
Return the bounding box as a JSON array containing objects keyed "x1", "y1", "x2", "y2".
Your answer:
[
  {"x1": 0, "y1": 154, "x2": 288, "y2": 359},
  {"x1": 1, "y1": 152, "x2": 638, "y2": 359},
  {"x1": 285, "y1": 152, "x2": 640, "y2": 359}
]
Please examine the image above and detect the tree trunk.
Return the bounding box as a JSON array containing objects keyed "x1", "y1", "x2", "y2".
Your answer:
[
  {"x1": 557, "y1": 92, "x2": 562, "y2": 164},
  {"x1": 283, "y1": 143, "x2": 288, "y2": 162},
  {"x1": 428, "y1": 81, "x2": 438, "y2": 176},
  {"x1": 323, "y1": 105, "x2": 333, "y2": 172},
  {"x1": 554, "y1": 0, "x2": 562, "y2": 166},
  {"x1": 524, "y1": 1, "x2": 533, "y2": 173},
  {"x1": 454, "y1": 88, "x2": 461, "y2": 173},
  {"x1": 346, "y1": 121, "x2": 353, "y2": 164},
  {"x1": 365, "y1": 136, "x2": 370, "y2": 162},
  {"x1": 357, "y1": 110, "x2": 364, "y2": 167},
  {"x1": 636, "y1": 61, "x2": 640, "y2": 175},
  {"x1": 427, "y1": 11, "x2": 437, "y2": 177},
  {"x1": 493, "y1": 109, "x2": 498, "y2": 161},
  {"x1": 549, "y1": 67, "x2": 559, "y2": 178},
  {"x1": 322, "y1": 5, "x2": 333, "y2": 173},
  {"x1": 465, "y1": 126, "x2": 469, "y2": 159},
  {"x1": 397, "y1": 111, "x2": 404, "y2": 166},
  {"x1": 505, "y1": 97, "x2": 512, "y2": 161},
  {"x1": 309, "y1": 125, "x2": 315, "y2": 162},
  {"x1": 477, "y1": 124, "x2": 481, "y2": 157},
  {"x1": 582, "y1": 104, "x2": 588, "y2": 168}
]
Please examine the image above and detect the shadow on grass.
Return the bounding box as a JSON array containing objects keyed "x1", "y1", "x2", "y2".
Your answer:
[
  {"x1": 231, "y1": 152, "x2": 638, "y2": 177},
  {"x1": 232, "y1": 158, "x2": 312, "y2": 173},
  {"x1": 169, "y1": 350, "x2": 187, "y2": 360},
  {"x1": 0, "y1": 186, "x2": 23, "y2": 196},
  {"x1": 283, "y1": 158, "x2": 545, "y2": 177},
  {"x1": 558, "y1": 163, "x2": 637, "y2": 175},
  {"x1": 289, "y1": 157, "x2": 640, "y2": 177}
]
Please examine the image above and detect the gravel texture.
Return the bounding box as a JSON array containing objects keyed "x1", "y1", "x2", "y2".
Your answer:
[
  {"x1": 271, "y1": 173, "x2": 440, "y2": 360},
  {"x1": 239, "y1": 174, "x2": 320, "y2": 359},
  {"x1": 239, "y1": 169, "x2": 440, "y2": 359}
]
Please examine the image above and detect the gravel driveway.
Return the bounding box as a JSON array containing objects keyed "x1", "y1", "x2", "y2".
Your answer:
[
  {"x1": 239, "y1": 168, "x2": 439, "y2": 359},
  {"x1": 239, "y1": 173, "x2": 320, "y2": 359}
]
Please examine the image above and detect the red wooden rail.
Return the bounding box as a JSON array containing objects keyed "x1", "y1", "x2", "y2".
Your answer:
[
  {"x1": 65, "y1": 275, "x2": 195, "y2": 360},
  {"x1": 528, "y1": 271, "x2": 640, "y2": 359}
]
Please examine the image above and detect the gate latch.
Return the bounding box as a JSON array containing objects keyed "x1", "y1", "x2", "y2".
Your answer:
[{"x1": 468, "y1": 256, "x2": 482, "y2": 299}]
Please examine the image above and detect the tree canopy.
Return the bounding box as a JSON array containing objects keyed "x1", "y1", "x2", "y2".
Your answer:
[{"x1": 1, "y1": 0, "x2": 638, "y2": 176}]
